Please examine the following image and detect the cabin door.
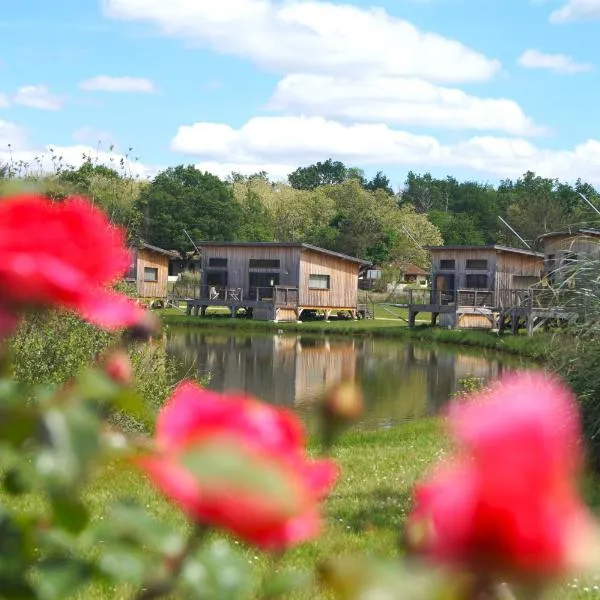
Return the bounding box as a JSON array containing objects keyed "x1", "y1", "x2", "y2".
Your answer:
[
  {"x1": 435, "y1": 274, "x2": 455, "y2": 305},
  {"x1": 249, "y1": 272, "x2": 280, "y2": 301}
]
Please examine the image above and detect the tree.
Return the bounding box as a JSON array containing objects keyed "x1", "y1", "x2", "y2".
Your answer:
[
  {"x1": 428, "y1": 211, "x2": 486, "y2": 246},
  {"x1": 288, "y1": 159, "x2": 349, "y2": 190},
  {"x1": 364, "y1": 171, "x2": 393, "y2": 195},
  {"x1": 136, "y1": 165, "x2": 240, "y2": 253},
  {"x1": 56, "y1": 160, "x2": 143, "y2": 233}
]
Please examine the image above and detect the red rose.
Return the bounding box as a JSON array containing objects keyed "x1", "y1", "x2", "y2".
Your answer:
[
  {"x1": 407, "y1": 372, "x2": 595, "y2": 578},
  {"x1": 0, "y1": 193, "x2": 144, "y2": 333},
  {"x1": 136, "y1": 381, "x2": 339, "y2": 549}
]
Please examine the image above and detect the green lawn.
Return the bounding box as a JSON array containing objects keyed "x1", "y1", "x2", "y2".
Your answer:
[{"x1": 6, "y1": 419, "x2": 599, "y2": 599}]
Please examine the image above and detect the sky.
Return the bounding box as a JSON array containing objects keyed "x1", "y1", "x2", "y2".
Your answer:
[{"x1": 0, "y1": 0, "x2": 599, "y2": 188}]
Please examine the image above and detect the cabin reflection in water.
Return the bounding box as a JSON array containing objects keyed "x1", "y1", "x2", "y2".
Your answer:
[{"x1": 166, "y1": 332, "x2": 514, "y2": 428}]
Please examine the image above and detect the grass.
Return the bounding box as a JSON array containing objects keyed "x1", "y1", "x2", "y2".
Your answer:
[
  {"x1": 158, "y1": 307, "x2": 550, "y2": 359},
  {"x1": 6, "y1": 418, "x2": 600, "y2": 599}
]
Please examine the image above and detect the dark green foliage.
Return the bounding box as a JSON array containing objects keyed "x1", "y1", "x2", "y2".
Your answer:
[
  {"x1": 136, "y1": 165, "x2": 241, "y2": 253},
  {"x1": 235, "y1": 189, "x2": 275, "y2": 242},
  {"x1": 288, "y1": 159, "x2": 350, "y2": 189}
]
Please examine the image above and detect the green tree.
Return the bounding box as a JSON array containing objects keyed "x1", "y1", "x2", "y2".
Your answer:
[
  {"x1": 56, "y1": 160, "x2": 143, "y2": 233},
  {"x1": 288, "y1": 159, "x2": 349, "y2": 190},
  {"x1": 364, "y1": 171, "x2": 393, "y2": 195},
  {"x1": 428, "y1": 211, "x2": 486, "y2": 245},
  {"x1": 136, "y1": 165, "x2": 240, "y2": 253}
]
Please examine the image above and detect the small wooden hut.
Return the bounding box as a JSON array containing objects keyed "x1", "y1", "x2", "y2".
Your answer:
[
  {"x1": 125, "y1": 242, "x2": 180, "y2": 303},
  {"x1": 174, "y1": 242, "x2": 369, "y2": 321},
  {"x1": 537, "y1": 228, "x2": 600, "y2": 285}
]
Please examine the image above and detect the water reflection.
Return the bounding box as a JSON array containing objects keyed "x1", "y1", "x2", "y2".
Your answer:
[{"x1": 166, "y1": 331, "x2": 527, "y2": 430}]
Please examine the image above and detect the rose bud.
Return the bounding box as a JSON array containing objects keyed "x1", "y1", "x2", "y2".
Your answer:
[
  {"x1": 323, "y1": 381, "x2": 364, "y2": 423},
  {"x1": 103, "y1": 350, "x2": 133, "y2": 385}
]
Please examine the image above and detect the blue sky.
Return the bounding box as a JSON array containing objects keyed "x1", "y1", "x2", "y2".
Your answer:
[{"x1": 1, "y1": 0, "x2": 599, "y2": 187}]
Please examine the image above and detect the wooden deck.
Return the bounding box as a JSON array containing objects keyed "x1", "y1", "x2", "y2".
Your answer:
[
  {"x1": 169, "y1": 284, "x2": 360, "y2": 322},
  {"x1": 407, "y1": 288, "x2": 581, "y2": 334}
]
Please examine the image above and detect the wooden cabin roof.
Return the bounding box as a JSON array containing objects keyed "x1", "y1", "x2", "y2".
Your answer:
[
  {"x1": 195, "y1": 241, "x2": 371, "y2": 265},
  {"x1": 424, "y1": 244, "x2": 543, "y2": 259},
  {"x1": 536, "y1": 228, "x2": 600, "y2": 243},
  {"x1": 138, "y1": 241, "x2": 181, "y2": 258},
  {"x1": 399, "y1": 262, "x2": 428, "y2": 276}
]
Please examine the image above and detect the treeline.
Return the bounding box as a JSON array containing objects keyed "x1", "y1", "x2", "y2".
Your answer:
[{"x1": 3, "y1": 156, "x2": 599, "y2": 268}]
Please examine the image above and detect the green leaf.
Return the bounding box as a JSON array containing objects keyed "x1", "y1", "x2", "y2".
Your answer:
[
  {"x1": 181, "y1": 440, "x2": 302, "y2": 517},
  {"x1": 97, "y1": 544, "x2": 148, "y2": 585},
  {"x1": 102, "y1": 499, "x2": 185, "y2": 557},
  {"x1": 76, "y1": 367, "x2": 152, "y2": 426},
  {"x1": 319, "y1": 557, "x2": 450, "y2": 600},
  {"x1": 35, "y1": 557, "x2": 91, "y2": 600},
  {"x1": 2, "y1": 467, "x2": 31, "y2": 496},
  {"x1": 261, "y1": 569, "x2": 311, "y2": 599},
  {"x1": 0, "y1": 508, "x2": 36, "y2": 597},
  {"x1": 36, "y1": 405, "x2": 101, "y2": 488},
  {"x1": 50, "y1": 494, "x2": 89, "y2": 534},
  {"x1": 180, "y1": 539, "x2": 252, "y2": 600},
  {"x1": 0, "y1": 405, "x2": 39, "y2": 447}
]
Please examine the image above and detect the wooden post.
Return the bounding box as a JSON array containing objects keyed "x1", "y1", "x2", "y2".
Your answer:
[{"x1": 408, "y1": 309, "x2": 418, "y2": 328}]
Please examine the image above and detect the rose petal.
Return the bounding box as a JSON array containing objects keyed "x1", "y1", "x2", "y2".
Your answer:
[
  {"x1": 0, "y1": 306, "x2": 20, "y2": 338},
  {"x1": 78, "y1": 289, "x2": 146, "y2": 329}
]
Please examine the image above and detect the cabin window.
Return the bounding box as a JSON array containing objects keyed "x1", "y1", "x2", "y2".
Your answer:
[
  {"x1": 143, "y1": 267, "x2": 159, "y2": 282},
  {"x1": 249, "y1": 259, "x2": 281, "y2": 269},
  {"x1": 125, "y1": 260, "x2": 136, "y2": 280},
  {"x1": 466, "y1": 259, "x2": 488, "y2": 270},
  {"x1": 309, "y1": 274, "x2": 330, "y2": 290},
  {"x1": 466, "y1": 274, "x2": 488, "y2": 289},
  {"x1": 440, "y1": 260, "x2": 455, "y2": 270},
  {"x1": 208, "y1": 258, "x2": 227, "y2": 267},
  {"x1": 249, "y1": 272, "x2": 280, "y2": 289}
]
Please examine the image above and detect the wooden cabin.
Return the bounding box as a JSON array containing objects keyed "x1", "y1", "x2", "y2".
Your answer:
[
  {"x1": 537, "y1": 228, "x2": 600, "y2": 285},
  {"x1": 173, "y1": 242, "x2": 369, "y2": 321},
  {"x1": 408, "y1": 245, "x2": 544, "y2": 330},
  {"x1": 125, "y1": 242, "x2": 180, "y2": 303},
  {"x1": 399, "y1": 262, "x2": 428, "y2": 286}
]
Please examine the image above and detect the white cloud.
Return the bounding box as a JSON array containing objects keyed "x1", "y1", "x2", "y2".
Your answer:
[
  {"x1": 517, "y1": 49, "x2": 593, "y2": 73},
  {"x1": 0, "y1": 94, "x2": 10, "y2": 108},
  {"x1": 102, "y1": 0, "x2": 501, "y2": 83},
  {"x1": 268, "y1": 74, "x2": 545, "y2": 136},
  {"x1": 195, "y1": 161, "x2": 295, "y2": 181},
  {"x1": 550, "y1": 0, "x2": 600, "y2": 22},
  {"x1": 0, "y1": 121, "x2": 153, "y2": 178},
  {"x1": 79, "y1": 75, "x2": 156, "y2": 93},
  {"x1": 12, "y1": 85, "x2": 63, "y2": 110},
  {"x1": 0, "y1": 120, "x2": 28, "y2": 149},
  {"x1": 72, "y1": 127, "x2": 116, "y2": 146},
  {"x1": 170, "y1": 115, "x2": 600, "y2": 184}
]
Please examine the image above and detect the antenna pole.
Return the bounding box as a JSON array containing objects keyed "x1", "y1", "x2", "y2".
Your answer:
[
  {"x1": 183, "y1": 229, "x2": 201, "y2": 256},
  {"x1": 498, "y1": 216, "x2": 532, "y2": 249},
  {"x1": 576, "y1": 192, "x2": 600, "y2": 217}
]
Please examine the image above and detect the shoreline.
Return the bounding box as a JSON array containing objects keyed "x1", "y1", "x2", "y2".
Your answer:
[{"x1": 159, "y1": 310, "x2": 550, "y2": 359}]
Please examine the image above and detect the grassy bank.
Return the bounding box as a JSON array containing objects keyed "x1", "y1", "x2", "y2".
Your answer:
[
  {"x1": 159, "y1": 309, "x2": 550, "y2": 359},
  {"x1": 5, "y1": 418, "x2": 597, "y2": 599}
]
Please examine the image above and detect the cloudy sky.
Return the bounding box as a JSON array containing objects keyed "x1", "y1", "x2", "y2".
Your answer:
[{"x1": 1, "y1": 0, "x2": 599, "y2": 186}]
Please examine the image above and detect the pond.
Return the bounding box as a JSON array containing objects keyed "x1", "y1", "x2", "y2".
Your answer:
[{"x1": 166, "y1": 330, "x2": 532, "y2": 431}]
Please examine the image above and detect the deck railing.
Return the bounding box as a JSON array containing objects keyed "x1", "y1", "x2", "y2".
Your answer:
[
  {"x1": 408, "y1": 287, "x2": 585, "y2": 311},
  {"x1": 169, "y1": 284, "x2": 299, "y2": 307}
]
